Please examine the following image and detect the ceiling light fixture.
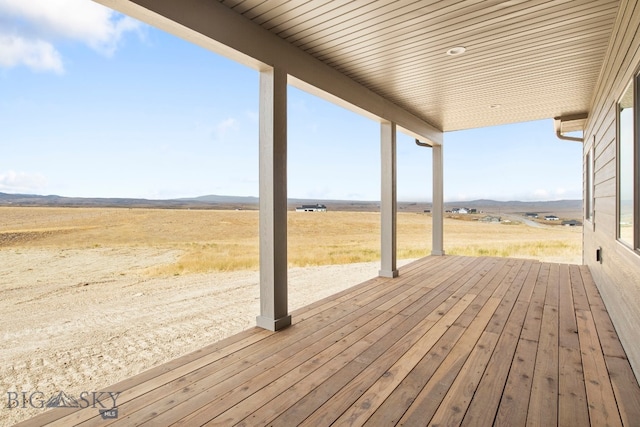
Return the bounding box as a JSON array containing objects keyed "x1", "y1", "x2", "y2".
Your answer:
[{"x1": 446, "y1": 46, "x2": 466, "y2": 56}]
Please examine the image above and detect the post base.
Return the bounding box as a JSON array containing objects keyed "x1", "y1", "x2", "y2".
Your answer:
[
  {"x1": 379, "y1": 269, "x2": 399, "y2": 278},
  {"x1": 256, "y1": 314, "x2": 292, "y2": 331}
]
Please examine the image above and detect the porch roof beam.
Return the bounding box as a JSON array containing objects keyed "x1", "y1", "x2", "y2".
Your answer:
[{"x1": 95, "y1": 0, "x2": 443, "y2": 145}]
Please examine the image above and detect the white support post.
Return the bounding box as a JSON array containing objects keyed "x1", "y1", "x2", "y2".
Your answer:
[
  {"x1": 257, "y1": 67, "x2": 291, "y2": 331},
  {"x1": 380, "y1": 121, "x2": 399, "y2": 278},
  {"x1": 432, "y1": 143, "x2": 445, "y2": 255}
]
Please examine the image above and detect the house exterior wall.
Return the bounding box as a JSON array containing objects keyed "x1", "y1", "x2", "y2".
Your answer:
[{"x1": 584, "y1": 0, "x2": 640, "y2": 380}]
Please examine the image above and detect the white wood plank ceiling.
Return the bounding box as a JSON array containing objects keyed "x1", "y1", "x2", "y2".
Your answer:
[{"x1": 218, "y1": 0, "x2": 620, "y2": 132}]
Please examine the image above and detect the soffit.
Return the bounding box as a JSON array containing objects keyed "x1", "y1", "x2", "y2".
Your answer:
[{"x1": 219, "y1": 0, "x2": 620, "y2": 131}]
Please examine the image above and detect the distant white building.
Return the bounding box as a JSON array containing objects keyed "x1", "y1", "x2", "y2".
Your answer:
[
  {"x1": 545, "y1": 215, "x2": 560, "y2": 221},
  {"x1": 295, "y1": 204, "x2": 327, "y2": 212}
]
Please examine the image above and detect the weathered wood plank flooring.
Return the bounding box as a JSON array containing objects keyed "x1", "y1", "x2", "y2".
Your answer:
[{"x1": 18, "y1": 256, "x2": 640, "y2": 426}]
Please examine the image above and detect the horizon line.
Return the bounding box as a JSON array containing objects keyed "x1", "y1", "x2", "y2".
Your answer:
[{"x1": 0, "y1": 191, "x2": 582, "y2": 205}]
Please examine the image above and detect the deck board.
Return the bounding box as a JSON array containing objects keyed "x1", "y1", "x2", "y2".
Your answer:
[
  {"x1": 16, "y1": 256, "x2": 640, "y2": 427},
  {"x1": 460, "y1": 263, "x2": 535, "y2": 426},
  {"x1": 558, "y1": 265, "x2": 590, "y2": 427}
]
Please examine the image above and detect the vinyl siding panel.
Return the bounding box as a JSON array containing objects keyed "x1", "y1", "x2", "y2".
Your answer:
[
  {"x1": 593, "y1": 116, "x2": 616, "y2": 160},
  {"x1": 596, "y1": 195, "x2": 617, "y2": 219},
  {"x1": 595, "y1": 159, "x2": 616, "y2": 186},
  {"x1": 584, "y1": 0, "x2": 640, "y2": 382},
  {"x1": 594, "y1": 177, "x2": 616, "y2": 199},
  {"x1": 594, "y1": 142, "x2": 616, "y2": 175}
]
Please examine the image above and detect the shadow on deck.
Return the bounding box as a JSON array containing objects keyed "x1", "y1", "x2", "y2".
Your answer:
[{"x1": 18, "y1": 256, "x2": 640, "y2": 426}]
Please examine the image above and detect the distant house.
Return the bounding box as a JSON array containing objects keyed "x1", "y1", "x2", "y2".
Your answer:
[
  {"x1": 451, "y1": 208, "x2": 468, "y2": 214},
  {"x1": 423, "y1": 209, "x2": 431, "y2": 213},
  {"x1": 295, "y1": 204, "x2": 327, "y2": 212},
  {"x1": 562, "y1": 220, "x2": 582, "y2": 227},
  {"x1": 545, "y1": 215, "x2": 560, "y2": 221},
  {"x1": 525, "y1": 212, "x2": 539, "y2": 218}
]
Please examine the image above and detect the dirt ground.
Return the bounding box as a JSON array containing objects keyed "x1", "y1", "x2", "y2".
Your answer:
[{"x1": 0, "y1": 247, "x2": 391, "y2": 425}]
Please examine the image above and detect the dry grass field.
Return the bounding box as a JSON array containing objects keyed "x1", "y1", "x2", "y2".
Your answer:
[
  {"x1": 0, "y1": 206, "x2": 582, "y2": 425},
  {"x1": 0, "y1": 206, "x2": 581, "y2": 272}
]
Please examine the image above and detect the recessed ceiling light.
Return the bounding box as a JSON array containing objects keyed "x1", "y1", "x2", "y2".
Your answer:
[{"x1": 446, "y1": 46, "x2": 466, "y2": 56}]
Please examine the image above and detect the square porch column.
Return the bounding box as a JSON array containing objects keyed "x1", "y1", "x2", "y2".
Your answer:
[
  {"x1": 379, "y1": 120, "x2": 398, "y2": 278},
  {"x1": 256, "y1": 67, "x2": 291, "y2": 331},
  {"x1": 432, "y1": 143, "x2": 445, "y2": 255}
]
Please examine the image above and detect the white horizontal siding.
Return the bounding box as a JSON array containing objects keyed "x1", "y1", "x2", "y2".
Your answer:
[{"x1": 584, "y1": 0, "x2": 640, "y2": 382}]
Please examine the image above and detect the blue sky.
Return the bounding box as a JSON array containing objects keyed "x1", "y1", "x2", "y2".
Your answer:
[{"x1": 0, "y1": 0, "x2": 582, "y2": 202}]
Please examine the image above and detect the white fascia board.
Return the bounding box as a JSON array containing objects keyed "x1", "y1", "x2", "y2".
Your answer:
[{"x1": 95, "y1": 0, "x2": 443, "y2": 145}]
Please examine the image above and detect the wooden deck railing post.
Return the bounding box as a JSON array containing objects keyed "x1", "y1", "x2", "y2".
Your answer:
[
  {"x1": 432, "y1": 143, "x2": 445, "y2": 255},
  {"x1": 257, "y1": 66, "x2": 291, "y2": 331},
  {"x1": 380, "y1": 120, "x2": 399, "y2": 277}
]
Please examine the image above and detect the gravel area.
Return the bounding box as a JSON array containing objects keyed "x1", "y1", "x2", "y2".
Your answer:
[{"x1": 0, "y1": 247, "x2": 408, "y2": 425}]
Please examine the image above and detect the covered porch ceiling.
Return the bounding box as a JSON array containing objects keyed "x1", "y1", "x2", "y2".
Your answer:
[
  {"x1": 100, "y1": 0, "x2": 621, "y2": 134},
  {"x1": 219, "y1": 0, "x2": 620, "y2": 132}
]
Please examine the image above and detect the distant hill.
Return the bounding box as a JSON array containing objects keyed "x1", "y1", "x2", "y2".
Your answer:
[
  {"x1": 0, "y1": 192, "x2": 229, "y2": 210},
  {"x1": 0, "y1": 192, "x2": 582, "y2": 214},
  {"x1": 182, "y1": 194, "x2": 259, "y2": 204}
]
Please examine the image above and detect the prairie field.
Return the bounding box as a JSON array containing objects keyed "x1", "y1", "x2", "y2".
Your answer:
[
  {"x1": 0, "y1": 206, "x2": 581, "y2": 272},
  {"x1": 0, "y1": 206, "x2": 581, "y2": 424}
]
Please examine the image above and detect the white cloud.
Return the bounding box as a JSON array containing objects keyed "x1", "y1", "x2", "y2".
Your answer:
[
  {"x1": 0, "y1": 34, "x2": 63, "y2": 73},
  {"x1": 0, "y1": 0, "x2": 143, "y2": 73},
  {"x1": 0, "y1": 170, "x2": 47, "y2": 193}
]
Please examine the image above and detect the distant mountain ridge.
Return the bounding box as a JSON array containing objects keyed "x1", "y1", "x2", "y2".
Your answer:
[
  {"x1": 181, "y1": 194, "x2": 259, "y2": 204},
  {"x1": 0, "y1": 192, "x2": 581, "y2": 213},
  {"x1": 0, "y1": 192, "x2": 261, "y2": 209}
]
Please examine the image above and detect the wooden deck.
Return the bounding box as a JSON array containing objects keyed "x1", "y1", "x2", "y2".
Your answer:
[{"x1": 19, "y1": 256, "x2": 640, "y2": 426}]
